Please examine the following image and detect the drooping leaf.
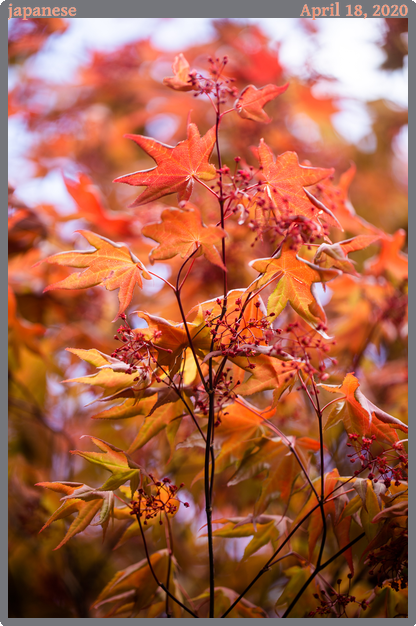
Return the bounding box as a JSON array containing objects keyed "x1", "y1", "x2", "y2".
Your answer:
[
  {"x1": 70, "y1": 436, "x2": 142, "y2": 496},
  {"x1": 235, "y1": 353, "x2": 303, "y2": 396},
  {"x1": 142, "y1": 204, "x2": 226, "y2": 270},
  {"x1": 114, "y1": 119, "x2": 217, "y2": 206},
  {"x1": 64, "y1": 348, "x2": 150, "y2": 397},
  {"x1": 293, "y1": 468, "x2": 354, "y2": 572},
  {"x1": 229, "y1": 435, "x2": 320, "y2": 516},
  {"x1": 255, "y1": 140, "x2": 336, "y2": 224},
  {"x1": 36, "y1": 481, "x2": 113, "y2": 549},
  {"x1": 321, "y1": 373, "x2": 408, "y2": 444},
  {"x1": 192, "y1": 587, "x2": 268, "y2": 618},
  {"x1": 275, "y1": 565, "x2": 319, "y2": 618},
  {"x1": 41, "y1": 230, "x2": 151, "y2": 319},
  {"x1": 163, "y1": 53, "x2": 196, "y2": 91},
  {"x1": 127, "y1": 399, "x2": 189, "y2": 454},
  {"x1": 92, "y1": 550, "x2": 170, "y2": 615},
  {"x1": 212, "y1": 516, "x2": 288, "y2": 561},
  {"x1": 91, "y1": 395, "x2": 156, "y2": 420},
  {"x1": 314, "y1": 234, "x2": 380, "y2": 275},
  {"x1": 234, "y1": 82, "x2": 289, "y2": 123},
  {"x1": 136, "y1": 310, "x2": 211, "y2": 368},
  {"x1": 250, "y1": 242, "x2": 340, "y2": 330}
]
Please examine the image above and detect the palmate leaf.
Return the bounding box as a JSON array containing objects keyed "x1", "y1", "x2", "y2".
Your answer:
[
  {"x1": 314, "y1": 234, "x2": 380, "y2": 275},
  {"x1": 321, "y1": 373, "x2": 408, "y2": 444},
  {"x1": 163, "y1": 53, "x2": 196, "y2": 91},
  {"x1": 64, "y1": 348, "x2": 150, "y2": 397},
  {"x1": 142, "y1": 204, "x2": 226, "y2": 270},
  {"x1": 136, "y1": 310, "x2": 211, "y2": 368},
  {"x1": 292, "y1": 468, "x2": 354, "y2": 573},
  {"x1": 365, "y1": 228, "x2": 408, "y2": 282},
  {"x1": 250, "y1": 242, "x2": 340, "y2": 331},
  {"x1": 275, "y1": 565, "x2": 319, "y2": 618},
  {"x1": 229, "y1": 435, "x2": 321, "y2": 517},
  {"x1": 70, "y1": 436, "x2": 142, "y2": 496},
  {"x1": 92, "y1": 550, "x2": 171, "y2": 616},
  {"x1": 41, "y1": 230, "x2": 151, "y2": 320},
  {"x1": 114, "y1": 119, "x2": 217, "y2": 206},
  {"x1": 211, "y1": 514, "x2": 291, "y2": 561},
  {"x1": 36, "y1": 481, "x2": 114, "y2": 549},
  {"x1": 254, "y1": 140, "x2": 338, "y2": 225},
  {"x1": 192, "y1": 587, "x2": 268, "y2": 618},
  {"x1": 234, "y1": 82, "x2": 289, "y2": 123},
  {"x1": 234, "y1": 353, "x2": 303, "y2": 396}
]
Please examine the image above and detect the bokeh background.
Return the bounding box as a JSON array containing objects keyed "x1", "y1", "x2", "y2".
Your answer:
[{"x1": 8, "y1": 18, "x2": 408, "y2": 617}]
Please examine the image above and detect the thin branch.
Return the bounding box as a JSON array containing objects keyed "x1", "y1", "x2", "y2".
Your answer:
[
  {"x1": 135, "y1": 508, "x2": 198, "y2": 618},
  {"x1": 281, "y1": 532, "x2": 366, "y2": 618}
]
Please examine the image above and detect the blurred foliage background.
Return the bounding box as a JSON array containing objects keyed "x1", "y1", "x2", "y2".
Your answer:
[{"x1": 8, "y1": 17, "x2": 407, "y2": 617}]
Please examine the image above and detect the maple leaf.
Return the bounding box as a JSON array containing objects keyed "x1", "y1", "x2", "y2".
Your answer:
[
  {"x1": 293, "y1": 468, "x2": 354, "y2": 572},
  {"x1": 189, "y1": 289, "x2": 267, "y2": 349},
  {"x1": 163, "y1": 53, "x2": 197, "y2": 91},
  {"x1": 313, "y1": 163, "x2": 381, "y2": 235},
  {"x1": 64, "y1": 173, "x2": 134, "y2": 238},
  {"x1": 64, "y1": 347, "x2": 151, "y2": 397},
  {"x1": 365, "y1": 229, "x2": 408, "y2": 282},
  {"x1": 142, "y1": 204, "x2": 226, "y2": 270},
  {"x1": 234, "y1": 82, "x2": 289, "y2": 123},
  {"x1": 229, "y1": 434, "x2": 321, "y2": 516},
  {"x1": 255, "y1": 140, "x2": 336, "y2": 224},
  {"x1": 235, "y1": 353, "x2": 302, "y2": 396},
  {"x1": 92, "y1": 551, "x2": 170, "y2": 615},
  {"x1": 36, "y1": 481, "x2": 114, "y2": 549},
  {"x1": 114, "y1": 120, "x2": 217, "y2": 206},
  {"x1": 250, "y1": 242, "x2": 340, "y2": 330},
  {"x1": 321, "y1": 373, "x2": 408, "y2": 444},
  {"x1": 41, "y1": 230, "x2": 151, "y2": 320},
  {"x1": 314, "y1": 234, "x2": 380, "y2": 275},
  {"x1": 70, "y1": 436, "x2": 142, "y2": 497}
]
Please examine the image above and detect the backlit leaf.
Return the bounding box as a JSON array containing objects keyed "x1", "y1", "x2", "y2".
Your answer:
[
  {"x1": 255, "y1": 140, "x2": 336, "y2": 224},
  {"x1": 250, "y1": 242, "x2": 340, "y2": 330},
  {"x1": 321, "y1": 373, "x2": 408, "y2": 444},
  {"x1": 142, "y1": 204, "x2": 226, "y2": 270},
  {"x1": 41, "y1": 230, "x2": 151, "y2": 319},
  {"x1": 114, "y1": 119, "x2": 216, "y2": 206},
  {"x1": 235, "y1": 82, "x2": 289, "y2": 123}
]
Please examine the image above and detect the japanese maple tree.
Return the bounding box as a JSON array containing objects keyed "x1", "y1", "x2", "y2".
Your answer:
[{"x1": 9, "y1": 21, "x2": 408, "y2": 619}]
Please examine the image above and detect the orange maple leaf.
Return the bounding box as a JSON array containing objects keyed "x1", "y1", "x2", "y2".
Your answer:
[
  {"x1": 365, "y1": 229, "x2": 408, "y2": 282},
  {"x1": 313, "y1": 163, "x2": 381, "y2": 235},
  {"x1": 114, "y1": 120, "x2": 217, "y2": 206},
  {"x1": 234, "y1": 82, "x2": 289, "y2": 123},
  {"x1": 255, "y1": 140, "x2": 336, "y2": 224},
  {"x1": 321, "y1": 372, "x2": 408, "y2": 444},
  {"x1": 41, "y1": 230, "x2": 151, "y2": 319},
  {"x1": 163, "y1": 53, "x2": 197, "y2": 91},
  {"x1": 250, "y1": 242, "x2": 340, "y2": 329},
  {"x1": 142, "y1": 204, "x2": 226, "y2": 269},
  {"x1": 64, "y1": 173, "x2": 134, "y2": 238},
  {"x1": 314, "y1": 234, "x2": 380, "y2": 275}
]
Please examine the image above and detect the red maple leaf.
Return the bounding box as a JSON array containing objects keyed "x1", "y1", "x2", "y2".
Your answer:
[
  {"x1": 234, "y1": 83, "x2": 289, "y2": 123},
  {"x1": 114, "y1": 120, "x2": 217, "y2": 206},
  {"x1": 255, "y1": 140, "x2": 336, "y2": 224}
]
